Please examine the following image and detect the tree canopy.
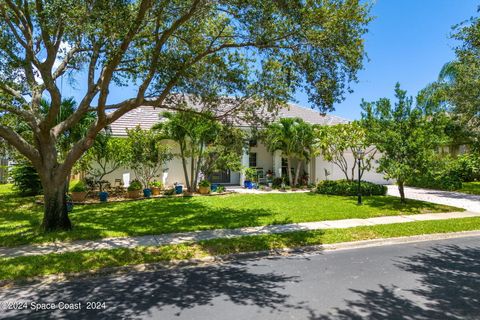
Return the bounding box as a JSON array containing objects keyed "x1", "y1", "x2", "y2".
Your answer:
[
  {"x1": 361, "y1": 84, "x2": 448, "y2": 202},
  {"x1": 0, "y1": 0, "x2": 371, "y2": 230}
]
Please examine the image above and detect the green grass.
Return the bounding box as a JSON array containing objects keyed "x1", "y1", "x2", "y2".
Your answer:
[
  {"x1": 458, "y1": 182, "x2": 480, "y2": 195},
  {"x1": 0, "y1": 184, "x2": 461, "y2": 247},
  {"x1": 1, "y1": 216, "x2": 480, "y2": 282}
]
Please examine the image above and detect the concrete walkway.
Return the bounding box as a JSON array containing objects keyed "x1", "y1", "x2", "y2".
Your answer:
[
  {"x1": 1, "y1": 210, "x2": 478, "y2": 259},
  {"x1": 387, "y1": 185, "x2": 480, "y2": 213}
]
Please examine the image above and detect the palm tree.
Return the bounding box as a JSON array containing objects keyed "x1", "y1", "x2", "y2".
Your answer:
[{"x1": 262, "y1": 117, "x2": 314, "y2": 186}]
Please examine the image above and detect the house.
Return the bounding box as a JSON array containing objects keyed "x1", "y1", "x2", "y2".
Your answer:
[{"x1": 103, "y1": 102, "x2": 388, "y2": 187}]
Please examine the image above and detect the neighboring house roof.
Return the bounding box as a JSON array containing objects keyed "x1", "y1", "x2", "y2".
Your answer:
[{"x1": 109, "y1": 102, "x2": 349, "y2": 137}]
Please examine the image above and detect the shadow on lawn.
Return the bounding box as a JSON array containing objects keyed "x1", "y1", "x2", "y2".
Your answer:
[
  {"x1": 305, "y1": 193, "x2": 451, "y2": 214},
  {"x1": 71, "y1": 197, "x2": 291, "y2": 235},
  {"x1": 311, "y1": 244, "x2": 480, "y2": 319},
  {"x1": 0, "y1": 260, "x2": 305, "y2": 320}
]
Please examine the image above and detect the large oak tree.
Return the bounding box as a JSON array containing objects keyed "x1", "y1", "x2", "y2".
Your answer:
[{"x1": 0, "y1": 0, "x2": 371, "y2": 230}]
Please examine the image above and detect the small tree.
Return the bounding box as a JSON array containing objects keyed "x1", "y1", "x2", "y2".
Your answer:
[
  {"x1": 155, "y1": 111, "x2": 219, "y2": 192},
  {"x1": 314, "y1": 122, "x2": 377, "y2": 181},
  {"x1": 200, "y1": 125, "x2": 246, "y2": 178},
  {"x1": 126, "y1": 126, "x2": 173, "y2": 189},
  {"x1": 361, "y1": 84, "x2": 448, "y2": 203},
  {"x1": 80, "y1": 133, "x2": 129, "y2": 192},
  {"x1": 262, "y1": 118, "x2": 314, "y2": 186}
]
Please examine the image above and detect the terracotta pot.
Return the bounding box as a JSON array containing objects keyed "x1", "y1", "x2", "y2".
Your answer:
[
  {"x1": 127, "y1": 190, "x2": 142, "y2": 199},
  {"x1": 198, "y1": 186, "x2": 210, "y2": 194},
  {"x1": 71, "y1": 191, "x2": 87, "y2": 202},
  {"x1": 151, "y1": 187, "x2": 161, "y2": 196}
]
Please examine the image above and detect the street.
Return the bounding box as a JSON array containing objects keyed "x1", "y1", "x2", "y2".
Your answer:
[{"x1": 1, "y1": 236, "x2": 479, "y2": 319}]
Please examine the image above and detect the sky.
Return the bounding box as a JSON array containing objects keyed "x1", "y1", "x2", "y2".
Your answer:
[
  {"x1": 308, "y1": 0, "x2": 479, "y2": 120},
  {"x1": 59, "y1": 0, "x2": 479, "y2": 121}
]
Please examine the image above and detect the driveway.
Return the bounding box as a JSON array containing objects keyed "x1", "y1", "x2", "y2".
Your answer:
[
  {"x1": 387, "y1": 185, "x2": 480, "y2": 213},
  {"x1": 0, "y1": 236, "x2": 479, "y2": 319}
]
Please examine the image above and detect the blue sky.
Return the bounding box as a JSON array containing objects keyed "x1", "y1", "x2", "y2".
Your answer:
[
  {"x1": 59, "y1": 0, "x2": 478, "y2": 120},
  {"x1": 307, "y1": 0, "x2": 478, "y2": 120}
]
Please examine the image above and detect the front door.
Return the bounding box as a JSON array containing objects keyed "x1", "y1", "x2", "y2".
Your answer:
[{"x1": 209, "y1": 170, "x2": 231, "y2": 183}]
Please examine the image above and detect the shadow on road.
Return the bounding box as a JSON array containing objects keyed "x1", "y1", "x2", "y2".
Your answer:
[
  {"x1": 1, "y1": 260, "x2": 303, "y2": 319},
  {"x1": 312, "y1": 244, "x2": 480, "y2": 319}
]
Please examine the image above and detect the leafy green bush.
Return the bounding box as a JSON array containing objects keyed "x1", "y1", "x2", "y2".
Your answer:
[
  {"x1": 217, "y1": 185, "x2": 226, "y2": 193},
  {"x1": 452, "y1": 153, "x2": 480, "y2": 182},
  {"x1": 127, "y1": 180, "x2": 142, "y2": 191},
  {"x1": 149, "y1": 180, "x2": 163, "y2": 188},
  {"x1": 316, "y1": 180, "x2": 387, "y2": 196},
  {"x1": 10, "y1": 163, "x2": 42, "y2": 196},
  {"x1": 198, "y1": 180, "x2": 211, "y2": 187},
  {"x1": 69, "y1": 180, "x2": 87, "y2": 192}
]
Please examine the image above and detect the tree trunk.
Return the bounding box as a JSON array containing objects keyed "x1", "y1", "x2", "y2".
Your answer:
[
  {"x1": 398, "y1": 180, "x2": 406, "y2": 204},
  {"x1": 287, "y1": 157, "x2": 293, "y2": 186},
  {"x1": 294, "y1": 160, "x2": 302, "y2": 187},
  {"x1": 41, "y1": 177, "x2": 72, "y2": 231},
  {"x1": 179, "y1": 142, "x2": 190, "y2": 191}
]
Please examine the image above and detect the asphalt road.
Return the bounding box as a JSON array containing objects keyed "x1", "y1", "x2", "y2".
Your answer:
[{"x1": 1, "y1": 236, "x2": 479, "y2": 320}]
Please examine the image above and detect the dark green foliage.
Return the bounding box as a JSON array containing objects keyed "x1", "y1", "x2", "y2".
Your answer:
[
  {"x1": 316, "y1": 180, "x2": 387, "y2": 196},
  {"x1": 407, "y1": 153, "x2": 480, "y2": 190},
  {"x1": 198, "y1": 180, "x2": 211, "y2": 187},
  {"x1": 127, "y1": 180, "x2": 142, "y2": 191},
  {"x1": 10, "y1": 163, "x2": 42, "y2": 196}
]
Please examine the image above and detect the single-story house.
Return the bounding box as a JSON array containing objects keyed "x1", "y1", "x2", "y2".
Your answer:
[{"x1": 98, "y1": 102, "x2": 388, "y2": 187}]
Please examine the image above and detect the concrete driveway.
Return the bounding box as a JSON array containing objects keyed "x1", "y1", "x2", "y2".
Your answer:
[{"x1": 387, "y1": 185, "x2": 480, "y2": 213}]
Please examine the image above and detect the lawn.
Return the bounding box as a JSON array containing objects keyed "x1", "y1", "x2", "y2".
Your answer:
[
  {"x1": 0, "y1": 184, "x2": 461, "y2": 247},
  {"x1": 1, "y1": 216, "x2": 480, "y2": 282},
  {"x1": 458, "y1": 182, "x2": 480, "y2": 195}
]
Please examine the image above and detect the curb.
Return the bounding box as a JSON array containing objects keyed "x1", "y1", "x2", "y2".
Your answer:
[{"x1": 2, "y1": 230, "x2": 479, "y2": 289}]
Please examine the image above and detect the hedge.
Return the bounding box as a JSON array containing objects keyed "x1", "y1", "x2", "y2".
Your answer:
[{"x1": 316, "y1": 179, "x2": 387, "y2": 196}]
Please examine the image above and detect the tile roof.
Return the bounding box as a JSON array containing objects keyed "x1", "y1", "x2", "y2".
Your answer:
[{"x1": 109, "y1": 101, "x2": 349, "y2": 137}]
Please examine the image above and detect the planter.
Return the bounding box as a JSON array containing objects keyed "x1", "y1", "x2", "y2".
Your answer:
[
  {"x1": 151, "y1": 187, "x2": 161, "y2": 196},
  {"x1": 66, "y1": 201, "x2": 74, "y2": 212},
  {"x1": 199, "y1": 186, "x2": 210, "y2": 194},
  {"x1": 70, "y1": 191, "x2": 87, "y2": 202},
  {"x1": 210, "y1": 184, "x2": 218, "y2": 192},
  {"x1": 99, "y1": 191, "x2": 108, "y2": 202},
  {"x1": 244, "y1": 180, "x2": 253, "y2": 189},
  {"x1": 127, "y1": 190, "x2": 141, "y2": 199},
  {"x1": 143, "y1": 188, "x2": 152, "y2": 198},
  {"x1": 175, "y1": 185, "x2": 183, "y2": 194}
]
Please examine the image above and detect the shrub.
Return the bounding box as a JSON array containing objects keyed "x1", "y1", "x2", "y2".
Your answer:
[
  {"x1": 198, "y1": 180, "x2": 211, "y2": 187},
  {"x1": 452, "y1": 153, "x2": 480, "y2": 182},
  {"x1": 163, "y1": 188, "x2": 175, "y2": 196},
  {"x1": 149, "y1": 180, "x2": 163, "y2": 188},
  {"x1": 217, "y1": 185, "x2": 226, "y2": 193},
  {"x1": 69, "y1": 180, "x2": 87, "y2": 192},
  {"x1": 10, "y1": 163, "x2": 42, "y2": 196},
  {"x1": 127, "y1": 180, "x2": 142, "y2": 191},
  {"x1": 316, "y1": 180, "x2": 387, "y2": 196},
  {"x1": 272, "y1": 177, "x2": 283, "y2": 188}
]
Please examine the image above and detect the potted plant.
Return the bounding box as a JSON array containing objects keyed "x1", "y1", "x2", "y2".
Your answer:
[
  {"x1": 127, "y1": 180, "x2": 142, "y2": 199},
  {"x1": 69, "y1": 180, "x2": 88, "y2": 202},
  {"x1": 198, "y1": 180, "x2": 211, "y2": 194},
  {"x1": 150, "y1": 181, "x2": 163, "y2": 196},
  {"x1": 243, "y1": 167, "x2": 257, "y2": 189},
  {"x1": 266, "y1": 170, "x2": 273, "y2": 188}
]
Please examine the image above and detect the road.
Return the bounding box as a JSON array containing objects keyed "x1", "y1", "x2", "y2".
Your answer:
[{"x1": 1, "y1": 236, "x2": 479, "y2": 319}]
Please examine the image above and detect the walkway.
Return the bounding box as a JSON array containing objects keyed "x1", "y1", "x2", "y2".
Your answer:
[
  {"x1": 387, "y1": 185, "x2": 480, "y2": 213},
  {"x1": 1, "y1": 210, "x2": 478, "y2": 259}
]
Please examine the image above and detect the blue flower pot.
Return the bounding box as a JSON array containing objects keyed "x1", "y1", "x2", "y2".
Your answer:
[
  {"x1": 99, "y1": 191, "x2": 108, "y2": 202},
  {"x1": 175, "y1": 185, "x2": 183, "y2": 194},
  {"x1": 66, "y1": 201, "x2": 74, "y2": 212},
  {"x1": 244, "y1": 180, "x2": 253, "y2": 189},
  {"x1": 210, "y1": 184, "x2": 218, "y2": 192},
  {"x1": 143, "y1": 188, "x2": 152, "y2": 198}
]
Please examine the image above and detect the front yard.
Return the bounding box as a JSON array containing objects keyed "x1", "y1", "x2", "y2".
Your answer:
[{"x1": 0, "y1": 184, "x2": 461, "y2": 247}]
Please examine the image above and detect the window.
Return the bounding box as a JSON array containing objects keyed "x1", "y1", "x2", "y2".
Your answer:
[
  {"x1": 249, "y1": 152, "x2": 257, "y2": 168},
  {"x1": 249, "y1": 139, "x2": 257, "y2": 147}
]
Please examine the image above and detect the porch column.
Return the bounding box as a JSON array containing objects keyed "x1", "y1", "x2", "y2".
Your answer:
[
  {"x1": 273, "y1": 150, "x2": 282, "y2": 178},
  {"x1": 240, "y1": 144, "x2": 249, "y2": 186}
]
